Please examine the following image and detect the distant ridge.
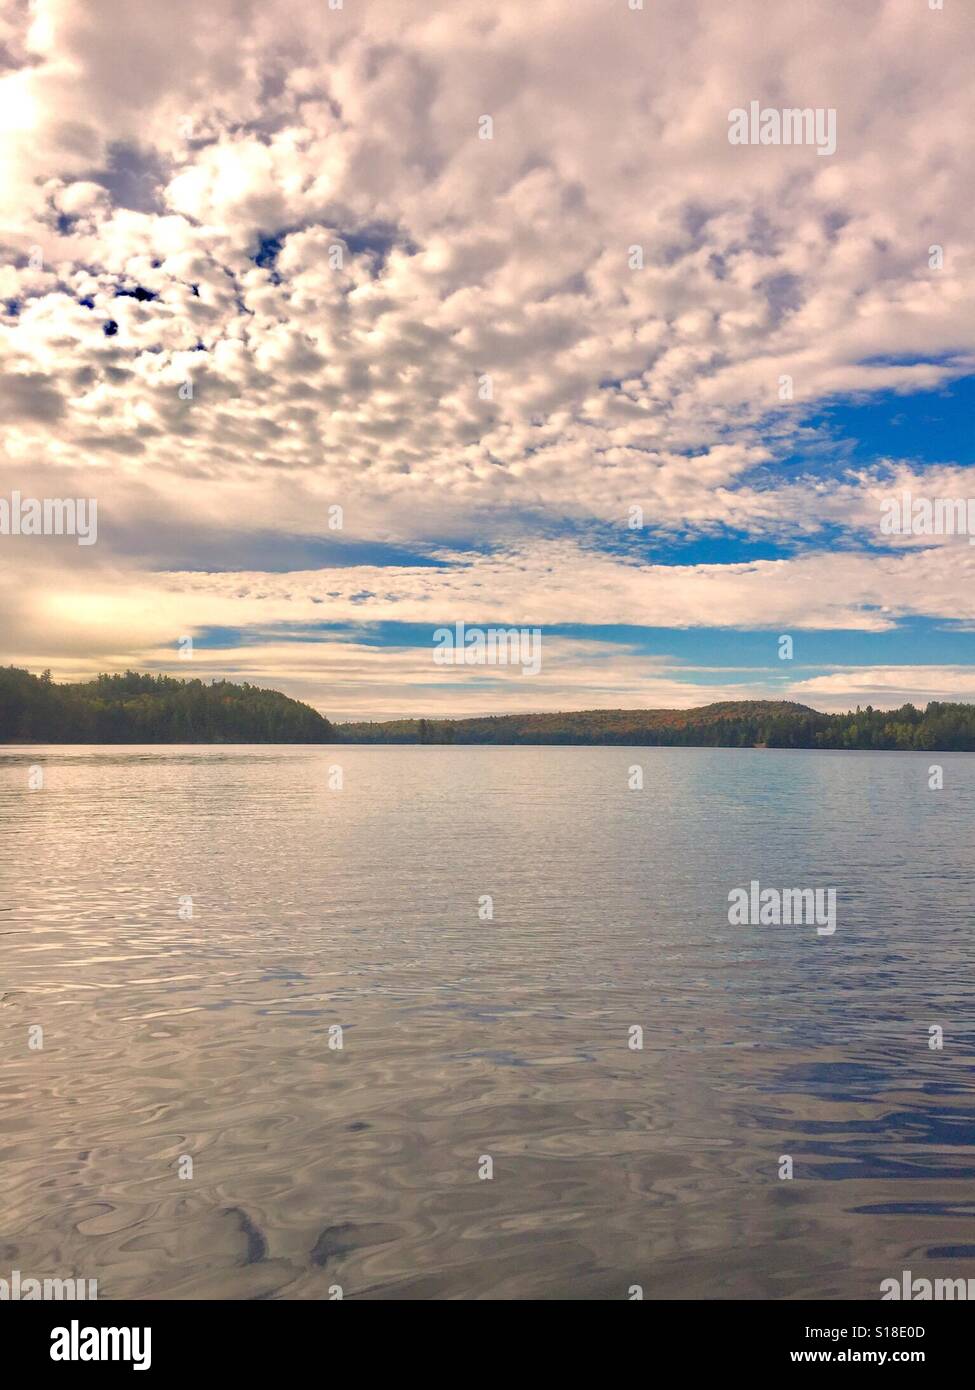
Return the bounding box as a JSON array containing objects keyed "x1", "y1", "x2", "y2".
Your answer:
[
  {"x1": 3, "y1": 668, "x2": 975, "y2": 750},
  {"x1": 337, "y1": 699, "x2": 817, "y2": 743},
  {"x1": 336, "y1": 699, "x2": 975, "y2": 751}
]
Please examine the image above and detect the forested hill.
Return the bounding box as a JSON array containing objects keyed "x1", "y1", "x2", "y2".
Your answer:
[
  {"x1": 4, "y1": 671, "x2": 975, "y2": 749},
  {"x1": 0, "y1": 668, "x2": 333, "y2": 743},
  {"x1": 336, "y1": 699, "x2": 975, "y2": 751}
]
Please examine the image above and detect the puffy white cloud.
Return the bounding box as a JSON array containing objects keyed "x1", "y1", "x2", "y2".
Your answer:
[
  {"x1": 789, "y1": 666, "x2": 975, "y2": 711},
  {"x1": 0, "y1": 0, "x2": 973, "y2": 710}
]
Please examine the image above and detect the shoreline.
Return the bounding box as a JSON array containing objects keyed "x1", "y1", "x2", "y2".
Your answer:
[{"x1": 2, "y1": 740, "x2": 973, "y2": 753}]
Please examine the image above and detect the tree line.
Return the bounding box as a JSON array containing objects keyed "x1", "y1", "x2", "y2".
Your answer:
[
  {"x1": 0, "y1": 668, "x2": 333, "y2": 743},
  {"x1": 4, "y1": 670, "x2": 975, "y2": 750},
  {"x1": 336, "y1": 700, "x2": 975, "y2": 751}
]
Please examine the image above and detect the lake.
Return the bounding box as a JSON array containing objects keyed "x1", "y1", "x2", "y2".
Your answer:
[{"x1": 1, "y1": 744, "x2": 973, "y2": 1299}]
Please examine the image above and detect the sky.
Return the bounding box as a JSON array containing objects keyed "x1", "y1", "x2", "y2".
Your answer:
[{"x1": 0, "y1": 0, "x2": 973, "y2": 722}]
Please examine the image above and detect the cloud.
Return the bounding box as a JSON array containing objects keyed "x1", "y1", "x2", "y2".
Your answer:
[
  {"x1": 1, "y1": 0, "x2": 973, "y2": 709},
  {"x1": 789, "y1": 666, "x2": 975, "y2": 711}
]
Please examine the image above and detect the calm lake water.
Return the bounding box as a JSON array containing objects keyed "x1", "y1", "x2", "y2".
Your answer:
[{"x1": 1, "y1": 744, "x2": 974, "y2": 1300}]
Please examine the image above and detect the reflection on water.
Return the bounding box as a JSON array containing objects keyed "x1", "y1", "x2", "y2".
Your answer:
[{"x1": 1, "y1": 744, "x2": 973, "y2": 1299}]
